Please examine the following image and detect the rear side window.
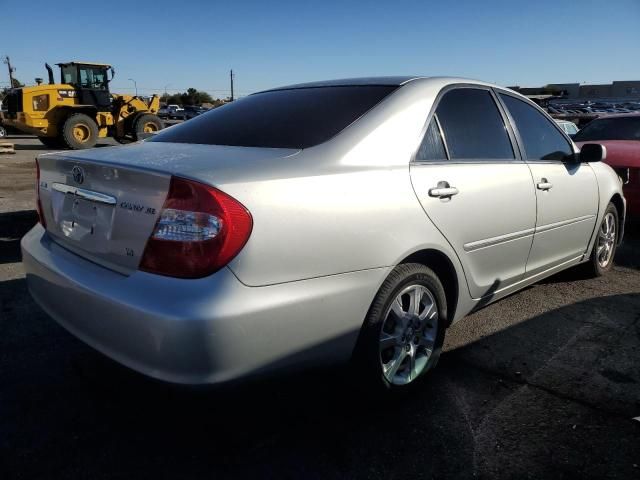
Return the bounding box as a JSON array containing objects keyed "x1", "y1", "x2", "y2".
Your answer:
[
  {"x1": 500, "y1": 94, "x2": 573, "y2": 160},
  {"x1": 416, "y1": 116, "x2": 447, "y2": 161},
  {"x1": 434, "y1": 88, "x2": 514, "y2": 160},
  {"x1": 150, "y1": 85, "x2": 397, "y2": 149}
]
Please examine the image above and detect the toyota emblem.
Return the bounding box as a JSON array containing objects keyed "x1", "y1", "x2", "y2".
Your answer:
[{"x1": 71, "y1": 166, "x2": 85, "y2": 184}]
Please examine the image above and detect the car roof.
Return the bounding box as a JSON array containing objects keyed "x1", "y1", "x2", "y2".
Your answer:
[{"x1": 257, "y1": 76, "x2": 503, "y2": 94}]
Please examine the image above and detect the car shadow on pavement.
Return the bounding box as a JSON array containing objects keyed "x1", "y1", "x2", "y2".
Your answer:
[
  {"x1": 0, "y1": 209, "x2": 37, "y2": 264},
  {"x1": 1, "y1": 267, "x2": 639, "y2": 479},
  {"x1": 1, "y1": 209, "x2": 639, "y2": 479}
]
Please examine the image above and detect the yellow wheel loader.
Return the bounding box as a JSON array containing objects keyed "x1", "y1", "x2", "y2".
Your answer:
[{"x1": 3, "y1": 62, "x2": 163, "y2": 149}]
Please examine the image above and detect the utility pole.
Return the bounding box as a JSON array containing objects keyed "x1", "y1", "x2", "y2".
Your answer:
[
  {"x1": 3, "y1": 56, "x2": 15, "y2": 87},
  {"x1": 230, "y1": 69, "x2": 234, "y2": 101},
  {"x1": 128, "y1": 78, "x2": 137, "y2": 96}
]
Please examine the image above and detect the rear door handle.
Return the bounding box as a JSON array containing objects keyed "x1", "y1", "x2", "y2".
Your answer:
[
  {"x1": 428, "y1": 181, "x2": 459, "y2": 198},
  {"x1": 537, "y1": 178, "x2": 553, "y2": 190}
]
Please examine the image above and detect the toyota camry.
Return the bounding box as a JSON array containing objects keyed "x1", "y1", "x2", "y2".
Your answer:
[{"x1": 22, "y1": 77, "x2": 625, "y2": 389}]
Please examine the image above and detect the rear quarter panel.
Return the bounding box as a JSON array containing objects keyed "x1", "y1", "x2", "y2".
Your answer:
[{"x1": 219, "y1": 80, "x2": 474, "y2": 319}]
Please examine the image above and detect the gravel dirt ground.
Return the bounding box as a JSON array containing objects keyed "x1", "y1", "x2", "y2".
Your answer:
[{"x1": 1, "y1": 135, "x2": 639, "y2": 479}]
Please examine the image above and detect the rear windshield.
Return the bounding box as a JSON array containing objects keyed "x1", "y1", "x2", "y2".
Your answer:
[
  {"x1": 150, "y1": 85, "x2": 398, "y2": 149},
  {"x1": 573, "y1": 116, "x2": 640, "y2": 142}
]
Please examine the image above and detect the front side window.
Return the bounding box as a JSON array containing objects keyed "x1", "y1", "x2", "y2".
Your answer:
[
  {"x1": 79, "y1": 68, "x2": 107, "y2": 90},
  {"x1": 434, "y1": 88, "x2": 514, "y2": 160},
  {"x1": 151, "y1": 85, "x2": 397, "y2": 149},
  {"x1": 500, "y1": 94, "x2": 573, "y2": 160}
]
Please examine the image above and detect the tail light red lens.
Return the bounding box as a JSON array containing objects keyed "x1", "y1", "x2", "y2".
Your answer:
[
  {"x1": 140, "y1": 176, "x2": 253, "y2": 278},
  {"x1": 35, "y1": 158, "x2": 46, "y2": 228}
]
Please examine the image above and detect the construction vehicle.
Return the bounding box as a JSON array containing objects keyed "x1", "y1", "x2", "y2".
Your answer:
[{"x1": 2, "y1": 62, "x2": 163, "y2": 149}]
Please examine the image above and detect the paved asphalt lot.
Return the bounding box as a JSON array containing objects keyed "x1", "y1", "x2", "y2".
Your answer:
[{"x1": 1, "y1": 136, "x2": 639, "y2": 479}]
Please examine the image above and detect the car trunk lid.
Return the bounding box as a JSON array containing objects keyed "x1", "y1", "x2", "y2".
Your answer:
[{"x1": 37, "y1": 142, "x2": 300, "y2": 275}]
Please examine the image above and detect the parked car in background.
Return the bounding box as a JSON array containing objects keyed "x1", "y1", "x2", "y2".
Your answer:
[
  {"x1": 158, "y1": 104, "x2": 185, "y2": 120},
  {"x1": 574, "y1": 113, "x2": 640, "y2": 217},
  {"x1": 23, "y1": 77, "x2": 624, "y2": 391},
  {"x1": 183, "y1": 105, "x2": 208, "y2": 120},
  {"x1": 555, "y1": 119, "x2": 579, "y2": 136}
]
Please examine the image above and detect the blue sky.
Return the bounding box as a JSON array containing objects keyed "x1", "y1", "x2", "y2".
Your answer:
[{"x1": 3, "y1": 0, "x2": 639, "y2": 98}]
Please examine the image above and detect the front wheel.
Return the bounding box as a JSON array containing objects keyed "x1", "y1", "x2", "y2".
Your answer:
[
  {"x1": 0, "y1": 125, "x2": 6, "y2": 138},
  {"x1": 132, "y1": 114, "x2": 163, "y2": 141},
  {"x1": 61, "y1": 113, "x2": 99, "y2": 150},
  {"x1": 354, "y1": 263, "x2": 447, "y2": 390},
  {"x1": 585, "y1": 202, "x2": 619, "y2": 276}
]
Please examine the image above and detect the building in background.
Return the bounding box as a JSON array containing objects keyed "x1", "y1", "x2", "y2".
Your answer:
[{"x1": 508, "y1": 80, "x2": 640, "y2": 100}]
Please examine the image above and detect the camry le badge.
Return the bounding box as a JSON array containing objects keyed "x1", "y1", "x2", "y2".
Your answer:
[{"x1": 71, "y1": 166, "x2": 85, "y2": 184}]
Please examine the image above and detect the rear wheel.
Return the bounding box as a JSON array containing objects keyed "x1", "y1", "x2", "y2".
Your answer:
[
  {"x1": 133, "y1": 114, "x2": 163, "y2": 141},
  {"x1": 585, "y1": 203, "x2": 619, "y2": 277},
  {"x1": 61, "y1": 113, "x2": 98, "y2": 150},
  {"x1": 0, "y1": 125, "x2": 6, "y2": 138},
  {"x1": 354, "y1": 263, "x2": 447, "y2": 391}
]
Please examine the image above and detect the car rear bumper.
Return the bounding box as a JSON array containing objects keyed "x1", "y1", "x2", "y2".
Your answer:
[{"x1": 22, "y1": 224, "x2": 387, "y2": 384}]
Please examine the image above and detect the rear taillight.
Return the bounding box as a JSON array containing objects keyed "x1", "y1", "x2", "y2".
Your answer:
[
  {"x1": 139, "y1": 176, "x2": 253, "y2": 278},
  {"x1": 35, "y1": 158, "x2": 46, "y2": 227}
]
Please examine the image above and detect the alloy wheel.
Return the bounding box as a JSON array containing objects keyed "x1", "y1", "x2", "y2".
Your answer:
[
  {"x1": 597, "y1": 212, "x2": 616, "y2": 268},
  {"x1": 379, "y1": 284, "x2": 438, "y2": 386}
]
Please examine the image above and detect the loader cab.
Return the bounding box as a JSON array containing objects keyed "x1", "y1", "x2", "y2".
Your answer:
[{"x1": 57, "y1": 62, "x2": 113, "y2": 111}]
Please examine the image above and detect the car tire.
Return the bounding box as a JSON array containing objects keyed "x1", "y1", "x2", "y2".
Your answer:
[
  {"x1": 0, "y1": 125, "x2": 6, "y2": 138},
  {"x1": 132, "y1": 114, "x2": 163, "y2": 141},
  {"x1": 585, "y1": 202, "x2": 619, "y2": 277},
  {"x1": 354, "y1": 263, "x2": 447, "y2": 391},
  {"x1": 61, "y1": 113, "x2": 99, "y2": 150}
]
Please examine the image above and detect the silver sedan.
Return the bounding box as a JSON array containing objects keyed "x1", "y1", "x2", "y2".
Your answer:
[{"x1": 22, "y1": 77, "x2": 625, "y2": 389}]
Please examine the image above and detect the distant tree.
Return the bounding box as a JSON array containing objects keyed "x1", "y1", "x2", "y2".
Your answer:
[
  {"x1": 0, "y1": 78, "x2": 24, "y2": 101},
  {"x1": 160, "y1": 88, "x2": 215, "y2": 106},
  {"x1": 161, "y1": 93, "x2": 182, "y2": 105}
]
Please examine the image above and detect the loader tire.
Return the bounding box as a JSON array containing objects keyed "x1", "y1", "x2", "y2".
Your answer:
[
  {"x1": 61, "y1": 113, "x2": 98, "y2": 150},
  {"x1": 133, "y1": 114, "x2": 163, "y2": 141}
]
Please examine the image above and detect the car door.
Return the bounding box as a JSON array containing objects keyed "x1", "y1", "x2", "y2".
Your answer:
[
  {"x1": 497, "y1": 92, "x2": 598, "y2": 276},
  {"x1": 410, "y1": 86, "x2": 537, "y2": 299}
]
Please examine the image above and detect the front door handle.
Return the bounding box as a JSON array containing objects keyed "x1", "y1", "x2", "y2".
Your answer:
[
  {"x1": 537, "y1": 178, "x2": 553, "y2": 190},
  {"x1": 428, "y1": 181, "x2": 459, "y2": 198}
]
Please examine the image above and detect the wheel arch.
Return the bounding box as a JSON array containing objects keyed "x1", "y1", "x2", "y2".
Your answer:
[
  {"x1": 398, "y1": 248, "x2": 459, "y2": 327},
  {"x1": 610, "y1": 193, "x2": 625, "y2": 245},
  {"x1": 54, "y1": 106, "x2": 98, "y2": 129},
  {"x1": 56, "y1": 105, "x2": 98, "y2": 120}
]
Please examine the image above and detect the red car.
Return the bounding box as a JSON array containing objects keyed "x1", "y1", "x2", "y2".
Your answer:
[{"x1": 574, "y1": 114, "x2": 640, "y2": 217}]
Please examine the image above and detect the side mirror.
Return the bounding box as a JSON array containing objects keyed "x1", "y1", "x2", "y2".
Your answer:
[{"x1": 579, "y1": 143, "x2": 606, "y2": 163}]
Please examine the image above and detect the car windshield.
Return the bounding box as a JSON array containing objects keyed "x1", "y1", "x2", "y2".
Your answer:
[
  {"x1": 573, "y1": 116, "x2": 640, "y2": 141},
  {"x1": 150, "y1": 85, "x2": 398, "y2": 149}
]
